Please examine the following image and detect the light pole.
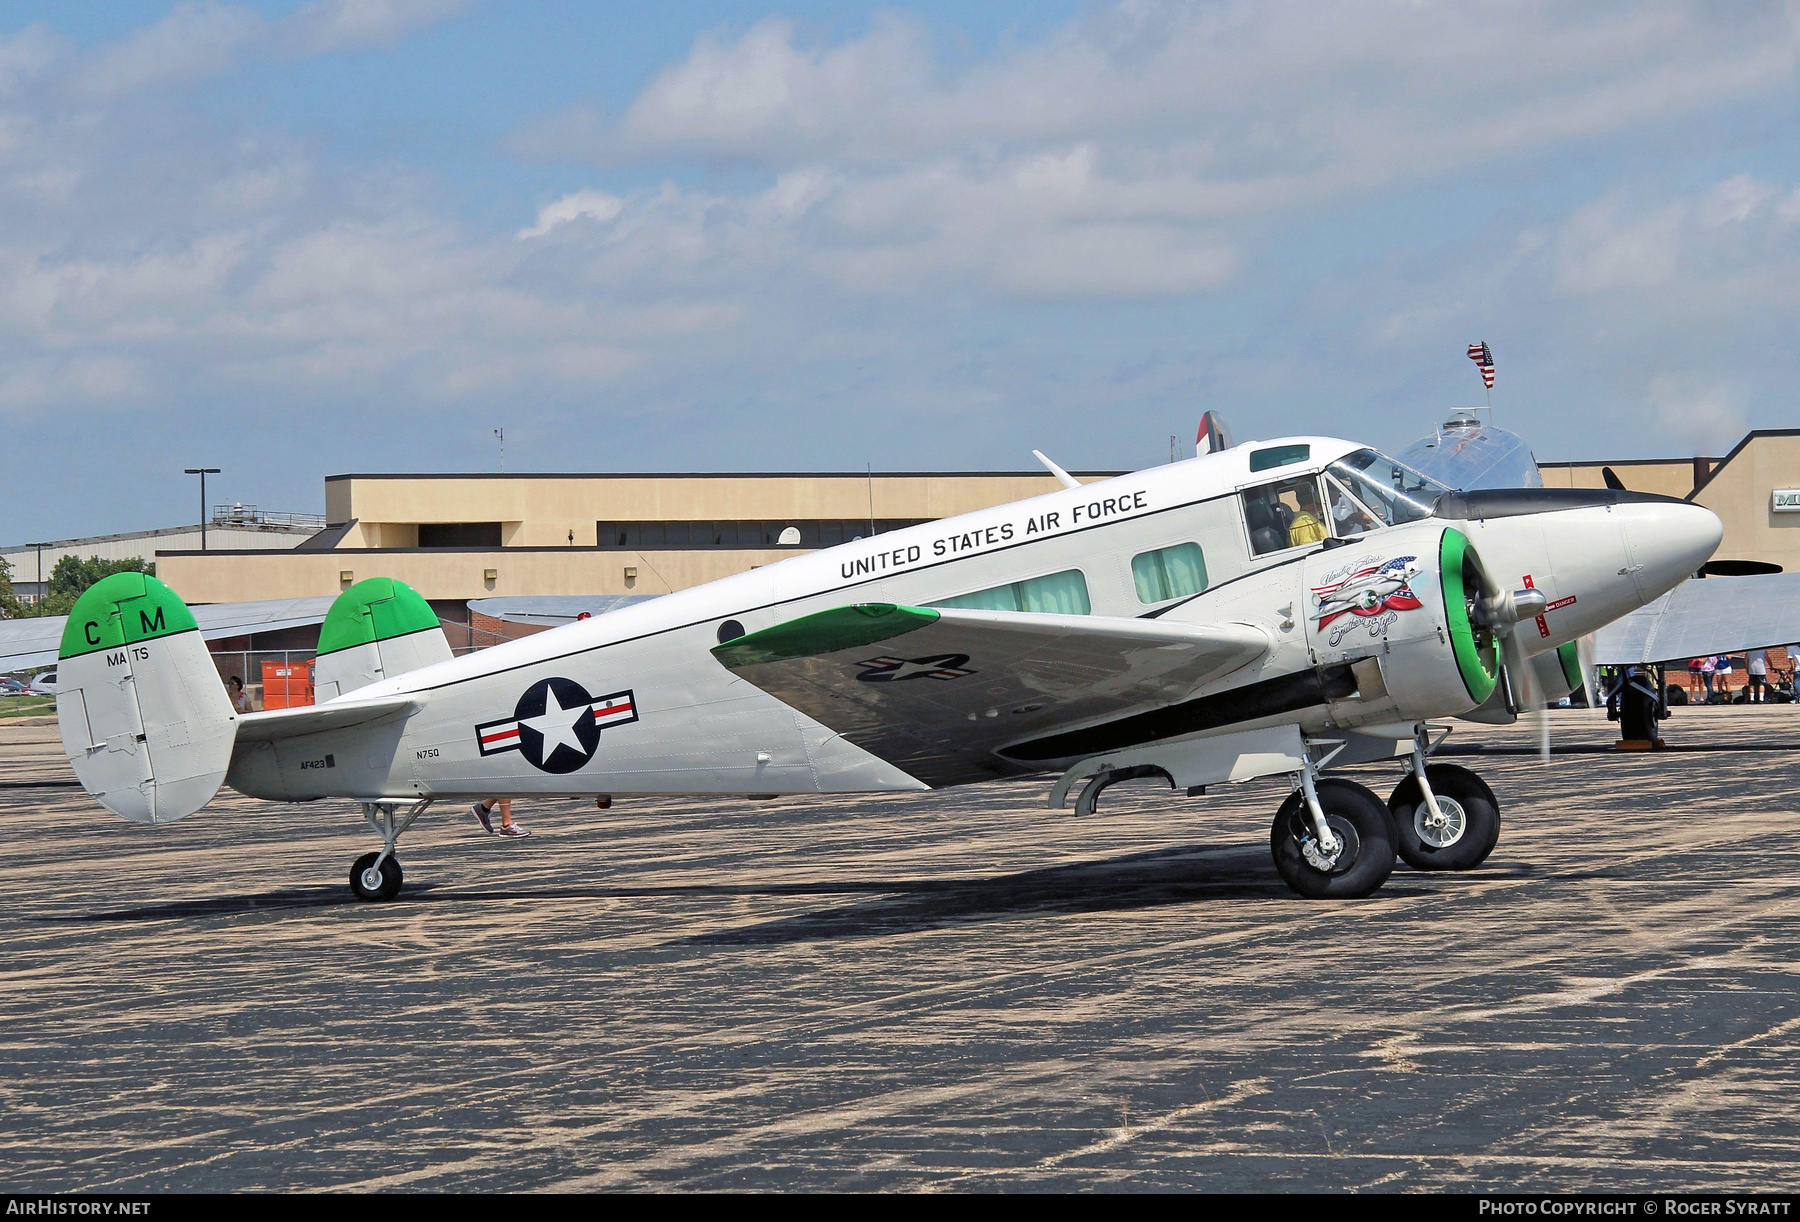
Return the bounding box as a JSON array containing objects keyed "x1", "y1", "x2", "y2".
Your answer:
[
  {"x1": 28, "y1": 542, "x2": 47, "y2": 616},
  {"x1": 185, "y1": 468, "x2": 220, "y2": 551}
]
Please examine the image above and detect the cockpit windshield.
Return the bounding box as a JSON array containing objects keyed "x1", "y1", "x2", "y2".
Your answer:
[{"x1": 1326, "y1": 449, "x2": 1448, "y2": 528}]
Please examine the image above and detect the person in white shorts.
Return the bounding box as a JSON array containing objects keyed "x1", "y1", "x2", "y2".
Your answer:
[{"x1": 1747, "y1": 649, "x2": 1769, "y2": 703}]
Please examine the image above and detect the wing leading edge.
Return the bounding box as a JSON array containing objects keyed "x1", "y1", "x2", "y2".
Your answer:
[
  {"x1": 1593, "y1": 572, "x2": 1800, "y2": 665},
  {"x1": 711, "y1": 603, "x2": 1269, "y2": 787}
]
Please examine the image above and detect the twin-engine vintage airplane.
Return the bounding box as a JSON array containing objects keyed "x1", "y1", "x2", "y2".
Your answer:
[{"x1": 55, "y1": 432, "x2": 1721, "y2": 901}]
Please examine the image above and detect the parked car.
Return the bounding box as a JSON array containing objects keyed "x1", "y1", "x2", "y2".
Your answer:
[
  {"x1": 27, "y1": 671, "x2": 56, "y2": 695},
  {"x1": 0, "y1": 677, "x2": 26, "y2": 697}
]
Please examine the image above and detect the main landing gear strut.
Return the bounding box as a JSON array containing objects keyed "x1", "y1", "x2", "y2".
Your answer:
[
  {"x1": 1271, "y1": 740, "x2": 1395, "y2": 899},
  {"x1": 350, "y1": 799, "x2": 431, "y2": 901},
  {"x1": 1386, "y1": 726, "x2": 1500, "y2": 872},
  {"x1": 1269, "y1": 727, "x2": 1504, "y2": 898}
]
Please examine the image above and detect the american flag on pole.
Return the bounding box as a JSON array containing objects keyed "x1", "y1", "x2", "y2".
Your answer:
[{"x1": 1467, "y1": 341, "x2": 1495, "y2": 389}]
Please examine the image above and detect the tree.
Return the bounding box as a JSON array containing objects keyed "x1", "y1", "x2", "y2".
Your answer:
[
  {"x1": 41, "y1": 556, "x2": 154, "y2": 617},
  {"x1": 0, "y1": 557, "x2": 21, "y2": 619}
]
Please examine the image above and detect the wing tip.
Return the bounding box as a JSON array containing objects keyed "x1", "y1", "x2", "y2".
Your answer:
[{"x1": 712, "y1": 603, "x2": 939, "y2": 668}]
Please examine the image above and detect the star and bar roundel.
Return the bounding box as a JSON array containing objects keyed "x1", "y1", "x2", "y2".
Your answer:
[{"x1": 475, "y1": 677, "x2": 638, "y2": 774}]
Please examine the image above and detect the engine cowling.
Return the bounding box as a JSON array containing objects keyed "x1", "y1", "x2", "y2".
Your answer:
[{"x1": 1300, "y1": 523, "x2": 1501, "y2": 730}]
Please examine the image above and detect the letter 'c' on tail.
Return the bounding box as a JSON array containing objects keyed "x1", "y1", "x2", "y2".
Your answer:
[{"x1": 56, "y1": 573, "x2": 237, "y2": 824}]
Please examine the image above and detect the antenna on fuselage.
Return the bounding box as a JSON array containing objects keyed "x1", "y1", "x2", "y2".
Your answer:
[
  {"x1": 1196, "y1": 411, "x2": 1235, "y2": 456},
  {"x1": 1032, "y1": 450, "x2": 1081, "y2": 490}
]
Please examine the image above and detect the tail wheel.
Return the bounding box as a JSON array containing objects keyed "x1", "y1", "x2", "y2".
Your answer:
[
  {"x1": 350, "y1": 851, "x2": 404, "y2": 901},
  {"x1": 1270, "y1": 778, "x2": 1395, "y2": 899},
  {"x1": 1388, "y1": 764, "x2": 1500, "y2": 871}
]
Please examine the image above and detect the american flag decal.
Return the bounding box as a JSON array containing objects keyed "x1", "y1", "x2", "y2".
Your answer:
[
  {"x1": 476, "y1": 688, "x2": 638, "y2": 757},
  {"x1": 1467, "y1": 341, "x2": 1495, "y2": 389}
]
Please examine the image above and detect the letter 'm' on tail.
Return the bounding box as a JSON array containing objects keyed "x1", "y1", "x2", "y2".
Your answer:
[
  {"x1": 312, "y1": 578, "x2": 452, "y2": 701},
  {"x1": 57, "y1": 574, "x2": 236, "y2": 824}
]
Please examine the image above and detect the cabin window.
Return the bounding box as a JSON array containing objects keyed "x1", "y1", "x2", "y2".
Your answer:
[
  {"x1": 1132, "y1": 543, "x2": 1209, "y2": 603},
  {"x1": 930, "y1": 569, "x2": 1092, "y2": 616},
  {"x1": 1242, "y1": 477, "x2": 1327, "y2": 556},
  {"x1": 1249, "y1": 444, "x2": 1310, "y2": 473}
]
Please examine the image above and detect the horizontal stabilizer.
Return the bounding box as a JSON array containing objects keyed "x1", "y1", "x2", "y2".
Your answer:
[
  {"x1": 712, "y1": 603, "x2": 1267, "y2": 787},
  {"x1": 235, "y1": 695, "x2": 421, "y2": 743}
]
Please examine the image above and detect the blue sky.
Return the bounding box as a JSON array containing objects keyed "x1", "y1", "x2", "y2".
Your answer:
[{"x1": 3, "y1": 0, "x2": 1798, "y2": 541}]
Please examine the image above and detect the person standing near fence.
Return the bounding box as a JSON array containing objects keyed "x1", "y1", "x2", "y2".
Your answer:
[
  {"x1": 1746, "y1": 649, "x2": 1769, "y2": 703},
  {"x1": 225, "y1": 675, "x2": 252, "y2": 714}
]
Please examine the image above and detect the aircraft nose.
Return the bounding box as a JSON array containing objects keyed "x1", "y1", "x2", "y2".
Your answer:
[{"x1": 1617, "y1": 500, "x2": 1722, "y2": 602}]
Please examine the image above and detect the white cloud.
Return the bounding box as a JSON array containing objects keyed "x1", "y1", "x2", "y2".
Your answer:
[
  {"x1": 283, "y1": 0, "x2": 468, "y2": 56},
  {"x1": 1555, "y1": 173, "x2": 1800, "y2": 298},
  {"x1": 0, "y1": 25, "x2": 60, "y2": 101},
  {"x1": 4, "y1": 0, "x2": 1800, "y2": 492},
  {"x1": 72, "y1": 3, "x2": 264, "y2": 99},
  {"x1": 505, "y1": 2, "x2": 1800, "y2": 305},
  {"x1": 517, "y1": 189, "x2": 625, "y2": 239},
  {"x1": 1647, "y1": 376, "x2": 1746, "y2": 452}
]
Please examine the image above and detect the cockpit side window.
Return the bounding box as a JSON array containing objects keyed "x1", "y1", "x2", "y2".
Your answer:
[
  {"x1": 1327, "y1": 449, "x2": 1447, "y2": 527},
  {"x1": 1243, "y1": 475, "x2": 1327, "y2": 556},
  {"x1": 1324, "y1": 474, "x2": 1380, "y2": 538}
]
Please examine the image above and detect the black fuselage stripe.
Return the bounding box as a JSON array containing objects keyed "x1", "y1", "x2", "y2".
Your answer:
[{"x1": 1000, "y1": 665, "x2": 1357, "y2": 762}]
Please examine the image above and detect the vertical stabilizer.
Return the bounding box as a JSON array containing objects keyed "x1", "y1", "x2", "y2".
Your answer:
[
  {"x1": 56, "y1": 573, "x2": 236, "y2": 824},
  {"x1": 312, "y1": 578, "x2": 452, "y2": 701},
  {"x1": 1196, "y1": 411, "x2": 1234, "y2": 456}
]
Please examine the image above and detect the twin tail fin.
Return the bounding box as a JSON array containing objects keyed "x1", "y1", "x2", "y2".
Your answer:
[
  {"x1": 56, "y1": 573, "x2": 236, "y2": 824},
  {"x1": 57, "y1": 574, "x2": 450, "y2": 825},
  {"x1": 312, "y1": 578, "x2": 452, "y2": 701}
]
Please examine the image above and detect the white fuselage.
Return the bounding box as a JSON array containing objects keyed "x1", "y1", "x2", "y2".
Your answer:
[{"x1": 224, "y1": 437, "x2": 1720, "y2": 803}]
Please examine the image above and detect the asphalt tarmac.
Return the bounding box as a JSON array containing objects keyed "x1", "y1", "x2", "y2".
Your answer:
[{"x1": 2, "y1": 706, "x2": 1798, "y2": 1192}]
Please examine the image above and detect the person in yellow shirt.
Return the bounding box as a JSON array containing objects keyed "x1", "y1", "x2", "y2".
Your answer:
[{"x1": 1288, "y1": 482, "x2": 1328, "y2": 547}]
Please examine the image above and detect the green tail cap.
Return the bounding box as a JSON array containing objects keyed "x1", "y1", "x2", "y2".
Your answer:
[
  {"x1": 1438, "y1": 529, "x2": 1499, "y2": 705},
  {"x1": 712, "y1": 603, "x2": 939, "y2": 668},
  {"x1": 316, "y1": 578, "x2": 442, "y2": 657},
  {"x1": 59, "y1": 573, "x2": 200, "y2": 660}
]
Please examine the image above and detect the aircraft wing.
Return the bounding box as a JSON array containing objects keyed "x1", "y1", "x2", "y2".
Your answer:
[
  {"x1": 0, "y1": 596, "x2": 338, "y2": 674},
  {"x1": 712, "y1": 603, "x2": 1269, "y2": 787},
  {"x1": 467, "y1": 594, "x2": 661, "y2": 627},
  {"x1": 1593, "y1": 573, "x2": 1800, "y2": 665}
]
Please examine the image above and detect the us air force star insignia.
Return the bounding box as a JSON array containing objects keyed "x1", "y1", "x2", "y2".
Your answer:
[
  {"x1": 854, "y1": 653, "x2": 975, "y2": 682},
  {"x1": 474, "y1": 678, "x2": 638, "y2": 773}
]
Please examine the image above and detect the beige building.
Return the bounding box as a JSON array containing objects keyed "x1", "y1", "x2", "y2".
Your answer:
[
  {"x1": 1690, "y1": 430, "x2": 1800, "y2": 575},
  {"x1": 1536, "y1": 431, "x2": 1799, "y2": 575},
  {"x1": 158, "y1": 471, "x2": 1118, "y2": 605},
  {"x1": 156, "y1": 431, "x2": 1800, "y2": 609}
]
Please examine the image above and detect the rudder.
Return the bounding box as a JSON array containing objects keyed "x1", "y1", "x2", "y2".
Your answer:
[
  {"x1": 312, "y1": 578, "x2": 452, "y2": 701},
  {"x1": 57, "y1": 573, "x2": 237, "y2": 824}
]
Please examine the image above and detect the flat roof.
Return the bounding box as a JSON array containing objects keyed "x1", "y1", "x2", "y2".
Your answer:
[
  {"x1": 324, "y1": 470, "x2": 1129, "y2": 482},
  {"x1": 1690, "y1": 428, "x2": 1800, "y2": 499}
]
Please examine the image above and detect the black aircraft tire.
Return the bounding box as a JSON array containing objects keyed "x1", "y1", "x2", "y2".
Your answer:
[
  {"x1": 1270, "y1": 779, "x2": 1395, "y2": 899},
  {"x1": 350, "y1": 852, "x2": 404, "y2": 901},
  {"x1": 1388, "y1": 764, "x2": 1501, "y2": 871}
]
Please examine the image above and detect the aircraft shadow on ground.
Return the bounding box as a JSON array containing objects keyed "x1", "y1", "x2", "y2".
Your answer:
[
  {"x1": 33, "y1": 845, "x2": 1443, "y2": 932},
  {"x1": 684, "y1": 845, "x2": 1437, "y2": 946}
]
